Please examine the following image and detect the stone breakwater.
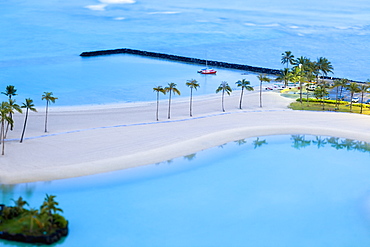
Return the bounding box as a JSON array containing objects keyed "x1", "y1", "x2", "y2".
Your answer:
[
  {"x1": 80, "y1": 48, "x2": 281, "y2": 75},
  {"x1": 79, "y1": 48, "x2": 361, "y2": 82}
]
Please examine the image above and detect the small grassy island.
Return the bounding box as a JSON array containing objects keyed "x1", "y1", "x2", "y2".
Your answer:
[{"x1": 0, "y1": 194, "x2": 68, "y2": 245}]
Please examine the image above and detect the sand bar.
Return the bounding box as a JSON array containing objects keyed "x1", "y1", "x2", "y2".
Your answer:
[{"x1": 1, "y1": 91, "x2": 370, "y2": 184}]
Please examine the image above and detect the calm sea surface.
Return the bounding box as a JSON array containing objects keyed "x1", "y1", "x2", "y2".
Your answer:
[
  {"x1": 1, "y1": 135, "x2": 370, "y2": 246},
  {"x1": 1, "y1": 0, "x2": 370, "y2": 106}
]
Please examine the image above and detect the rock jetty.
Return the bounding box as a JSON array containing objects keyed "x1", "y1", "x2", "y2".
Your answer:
[{"x1": 80, "y1": 48, "x2": 281, "y2": 75}]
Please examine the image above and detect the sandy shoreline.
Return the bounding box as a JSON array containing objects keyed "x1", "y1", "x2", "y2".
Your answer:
[{"x1": 1, "y1": 91, "x2": 370, "y2": 184}]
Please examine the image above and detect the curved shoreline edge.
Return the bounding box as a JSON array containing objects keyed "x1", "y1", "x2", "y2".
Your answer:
[{"x1": 1, "y1": 92, "x2": 369, "y2": 185}]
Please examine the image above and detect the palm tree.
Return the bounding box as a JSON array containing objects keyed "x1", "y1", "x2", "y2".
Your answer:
[
  {"x1": 42, "y1": 92, "x2": 58, "y2": 132},
  {"x1": 40, "y1": 194, "x2": 63, "y2": 231},
  {"x1": 2, "y1": 86, "x2": 20, "y2": 131},
  {"x1": 0, "y1": 101, "x2": 13, "y2": 155},
  {"x1": 275, "y1": 68, "x2": 292, "y2": 87},
  {"x1": 6, "y1": 99, "x2": 22, "y2": 133},
  {"x1": 2, "y1": 85, "x2": 17, "y2": 99},
  {"x1": 333, "y1": 79, "x2": 343, "y2": 108},
  {"x1": 18, "y1": 208, "x2": 43, "y2": 233},
  {"x1": 164, "y1": 83, "x2": 181, "y2": 119},
  {"x1": 235, "y1": 79, "x2": 254, "y2": 109},
  {"x1": 297, "y1": 64, "x2": 304, "y2": 104},
  {"x1": 186, "y1": 79, "x2": 200, "y2": 117},
  {"x1": 346, "y1": 82, "x2": 360, "y2": 112},
  {"x1": 358, "y1": 82, "x2": 370, "y2": 114},
  {"x1": 153, "y1": 86, "x2": 165, "y2": 121},
  {"x1": 257, "y1": 74, "x2": 271, "y2": 108},
  {"x1": 337, "y1": 78, "x2": 349, "y2": 102},
  {"x1": 281, "y1": 51, "x2": 295, "y2": 69},
  {"x1": 216, "y1": 81, "x2": 232, "y2": 112},
  {"x1": 20, "y1": 98, "x2": 37, "y2": 143},
  {"x1": 0, "y1": 102, "x2": 13, "y2": 155},
  {"x1": 313, "y1": 85, "x2": 329, "y2": 110},
  {"x1": 293, "y1": 56, "x2": 311, "y2": 68},
  {"x1": 316, "y1": 57, "x2": 334, "y2": 80},
  {"x1": 12, "y1": 196, "x2": 29, "y2": 214},
  {"x1": 40, "y1": 194, "x2": 63, "y2": 215}
]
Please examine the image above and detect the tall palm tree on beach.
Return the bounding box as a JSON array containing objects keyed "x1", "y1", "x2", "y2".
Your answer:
[
  {"x1": 186, "y1": 79, "x2": 200, "y2": 117},
  {"x1": 346, "y1": 82, "x2": 360, "y2": 112},
  {"x1": 281, "y1": 51, "x2": 295, "y2": 69},
  {"x1": 20, "y1": 98, "x2": 37, "y2": 143},
  {"x1": 5, "y1": 99, "x2": 22, "y2": 135},
  {"x1": 0, "y1": 101, "x2": 13, "y2": 155},
  {"x1": 42, "y1": 92, "x2": 58, "y2": 132},
  {"x1": 257, "y1": 74, "x2": 271, "y2": 108},
  {"x1": 2, "y1": 86, "x2": 18, "y2": 131},
  {"x1": 2, "y1": 85, "x2": 17, "y2": 99},
  {"x1": 153, "y1": 86, "x2": 165, "y2": 121},
  {"x1": 216, "y1": 81, "x2": 232, "y2": 112},
  {"x1": 164, "y1": 83, "x2": 181, "y2": 119},
  {"x1": 235, "y1": 79, "x2": 254, "y2": 109}
]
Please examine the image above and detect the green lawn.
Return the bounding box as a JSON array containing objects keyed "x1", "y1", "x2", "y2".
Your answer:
[{"x1": 289, "y1": 101, "x2": 370, "y2": 115}]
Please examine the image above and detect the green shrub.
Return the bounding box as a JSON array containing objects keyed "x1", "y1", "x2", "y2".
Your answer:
[
  {"x1": 297, "y1": 98, "x2": 348, "y2": 105},
  {"x1": 53, "y1": 214, "x2": 68, "y2": 228}
]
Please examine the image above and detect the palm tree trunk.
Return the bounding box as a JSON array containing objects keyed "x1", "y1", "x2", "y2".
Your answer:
[
  {"x1": 0, "y1": 121, "x2": 2, "y2": 145},
  {"x1": 44, "y1": 100, "x2": 49, "y2": 132},
  {"x1": 9, "y1": 112, "x2": 13, "y2": 131},
  {"x1": 322, "y1": 97, "x2": 325, "y2": 110},
  {"x1": 1, "y1": 121, "x2": 4, "y2": 155},
  {"x1": 5, "y1": 122, "x2": 9, "y2": 138},
  {"x1": 20, "y1": 109, "x2": 29, "y2": 143},
  {"x1": 335, "y1": 87, "x2": 339, "y2": 108},
  {"x1": 156, "y1": 92, "x2": 159, "y2": 121},
  {"x1": 167, "y1": 91, "x2": 172, "y2": 119},
  {"x1": 350, "y1": 93, "x2": 354, "y2": 112},
  {"x1": 6, "y1": 112, "x2": 13, "y2": 133},
  {"x1": 222, "y1": 90, "x2": 225, "y2": 112},
  {"x1": 239, "y1": 88, "x2": 244, "y2": 109},
  {"x1": 360, "y1": 91, "x2": 364, "y2": 114},
  {"x1": 299, "y1": 80, "x2": 303, "y2": 104},
  {"x1": 189, "y1": 88, "x2": 193, "y2": 117},
  {"x1": 259, "y1": 82, "x2": 262, "y2": 108},
  {"x1": 339, "y1": 86, "x2": 344, "y2": 99}
]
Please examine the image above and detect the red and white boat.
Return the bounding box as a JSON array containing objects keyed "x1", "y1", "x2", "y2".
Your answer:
[{"x1": 198, "y1": 68, "x2": 217, "y2": 74}]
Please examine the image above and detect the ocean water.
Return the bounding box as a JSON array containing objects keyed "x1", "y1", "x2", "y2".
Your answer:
[
  {"x1": 1, "y1": 135, "x2": 370, "y2": 246},
  {"x1": 0, "y1": 0, "x2": 370, "y2": 106}
]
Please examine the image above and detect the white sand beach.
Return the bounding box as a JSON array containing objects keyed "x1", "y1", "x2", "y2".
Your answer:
[{"x1": 1, "y1": 91, "x2": 370, "y2": 184}]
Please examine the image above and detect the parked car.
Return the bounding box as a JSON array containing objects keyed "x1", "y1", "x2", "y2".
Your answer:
[
  {"x1": 306, "y1": 85, "x2": 317, "y2": 91},
  {"x1": 365, "y1": 99, "x2": 370, "y2": 104},
  {"x1": 352, "y1": 97, "x2": 359, "y2": 103},
  {"x1": 273, "y1": 84, "x2": 286, "y2": 90}
]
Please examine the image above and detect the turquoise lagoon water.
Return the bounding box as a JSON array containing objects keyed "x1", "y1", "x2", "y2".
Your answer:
[
  {"x1": 1, "y1": 0, "x2": 370, "y2": 106},
  {"x1": 1, "y1": 135, "x2": 370, "y2": 247}
]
